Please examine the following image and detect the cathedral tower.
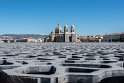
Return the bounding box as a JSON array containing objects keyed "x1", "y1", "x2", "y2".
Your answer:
[
  {"x1": 64, "y1": 24, "x2": 68, "y2": 33},
  {"x1": 71, "y1": 25, "x2": 75, "y2": 33}
]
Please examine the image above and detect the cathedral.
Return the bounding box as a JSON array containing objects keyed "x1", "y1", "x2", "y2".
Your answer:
[{"x1": 49, "y1": 23, "x2": 77, "y2": 42}]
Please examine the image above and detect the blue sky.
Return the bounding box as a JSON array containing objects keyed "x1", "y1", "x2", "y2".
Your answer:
[{"x1": 0, "y1": 0, "x2": 124, "y2": 35}]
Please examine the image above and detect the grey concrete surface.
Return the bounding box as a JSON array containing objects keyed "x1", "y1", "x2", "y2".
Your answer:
[{"x1": 0, "y1": 43, "x2": 124, "y2": 83}]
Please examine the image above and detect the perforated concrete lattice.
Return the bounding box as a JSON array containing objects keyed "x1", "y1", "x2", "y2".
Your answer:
[{"x1": 0, "y1": 43, "x2": 124, "y2": 83}]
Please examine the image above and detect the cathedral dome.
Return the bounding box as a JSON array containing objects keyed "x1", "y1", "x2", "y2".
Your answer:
[
  {"x1": 55, "y1": 23, "x2": 62, "y2": 33},
  {"x1": 71, "y1": 25, "x2": 75, "y2": 28},
  {"x1": 65, "y1": 24, "x2": 68, "y2": 27}
]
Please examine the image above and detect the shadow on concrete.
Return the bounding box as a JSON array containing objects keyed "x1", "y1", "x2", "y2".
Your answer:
[{"x1": 99, "y1": 76, "x2": 124, "y2": 83}]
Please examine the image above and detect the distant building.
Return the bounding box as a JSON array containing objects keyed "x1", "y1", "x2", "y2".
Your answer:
[
  {"x1": 16, "y1": 37, "x2": 37, "y2": 43},
  {"x1": 79, "y1": 35, "x2": 103, "y2": 42},
  {"x1": 36, "y1": 38, "x2": 43, "y2": 42},
  {"x1": 0, "y1": 36, "x2": 16, "y2": 43},
  {"x1": 95, "y1": 35, "x2": 103, "y2": 42},
  {"x1": 44, "y1": 37, "x2": 50, "y2": 42},
  {"x1": 48, "y1": 23, "x2": 77, "y2": 42},
  {"x1": 103, "y1": 33, "x2": 124, "y2": 42}
]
